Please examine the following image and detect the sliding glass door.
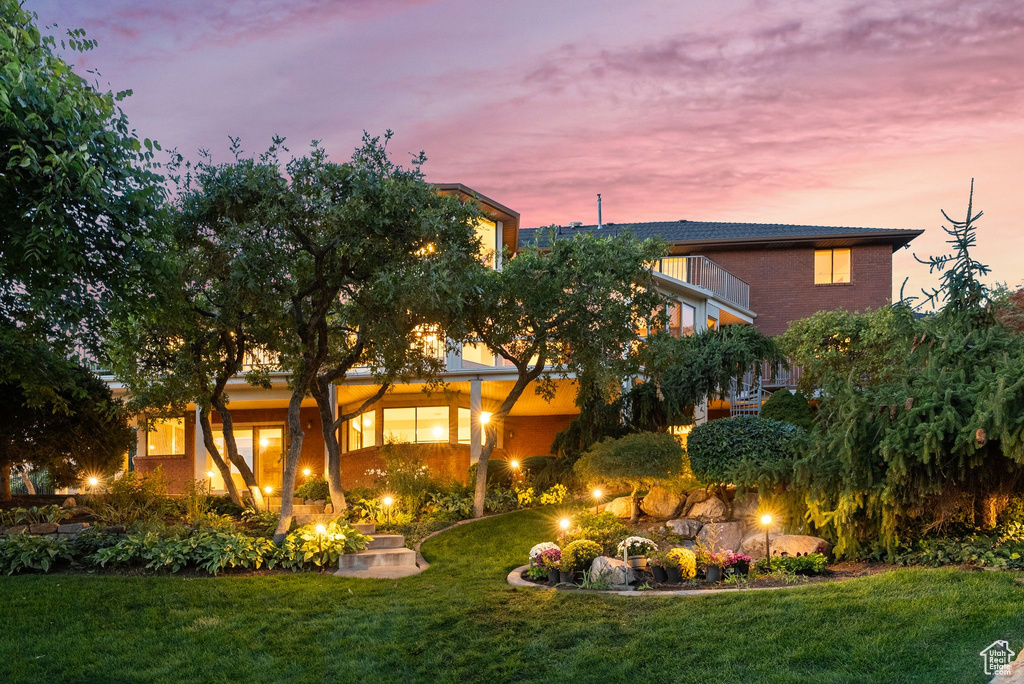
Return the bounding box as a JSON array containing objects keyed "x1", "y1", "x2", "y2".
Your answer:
[{"x1": 209, "y1": 425, "x2": 284, "y2": 493}]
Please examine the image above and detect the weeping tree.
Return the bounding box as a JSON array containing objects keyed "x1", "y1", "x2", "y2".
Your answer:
[
  {"x1": 782, "y1": 182, "x2": 1024, "y2": 558},
  {"x1": 466, "y1": 229, "x2": 666, "y2": 517}
]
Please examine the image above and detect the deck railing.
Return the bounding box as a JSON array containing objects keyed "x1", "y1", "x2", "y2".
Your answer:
[{"x1": 654, "y1": 256, "x2": 750, "y2": 310}]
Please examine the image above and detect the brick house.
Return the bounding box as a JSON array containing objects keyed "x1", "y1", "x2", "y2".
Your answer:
[{"x1": 112, "y1": 186, "x2": 921, "y2": 494}]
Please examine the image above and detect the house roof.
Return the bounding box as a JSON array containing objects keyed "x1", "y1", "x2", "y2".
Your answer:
[{"x1": 518, "y1": 220, "x2": 923, "y2": 252}]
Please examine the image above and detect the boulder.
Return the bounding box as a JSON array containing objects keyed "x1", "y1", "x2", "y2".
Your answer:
[
  {"x1": 665, "y1": 518, "x2": 703, "y2": 539},
  {"x1": 324, "y1": 503, "x2": 334, "y2": 514},
  {"x1": 688, "y1": 496, "x2": 727, "y2": 522},
  {"x1": 740, "y1": 533, "x2": 832, "y2": 559},
  {"x1": 5, "y1": 525, "x2": 27, "y2": 535},
  {"x1": 640, "y1": 487, "x2": 684, "y2": 520},
  {"x1": 590, "y1": 556, "x2": 636, "y2": 585},
  {"x1": 604, "y1": 496, "x2": 634, "y2": 519},
  {"x1": 731, "y1": 492, "x2": 760, "y2": 519},
  {"x1": 28, "y1": 523, "x2": 58, "y2": 535},
  {"x1": 57, "y1": 522, "x2": 90, "y2": 535},
  {"x1": 696, "y1": 521, "x2": 745, "y2": 553},
  {"x1": 61, "y1": 497, "x2": 77, "y2": 509},
  {"x1": 682, "y1": 489, "x2": 711, "y2": 515}
]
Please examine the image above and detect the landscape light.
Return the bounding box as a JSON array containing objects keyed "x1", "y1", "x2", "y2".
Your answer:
[
  {"x1": 314, "y1": 524, "x2": 326, "y2": 535},
  {"x1": 760, "y1": 514, "x2": 773, "y2": 526},
  {"x1": 382, "y1": 496, "x2": 394, "y2": 507},
  {"x1": 592, "y1": 488, "x2": 603, "y2": 513},
  {"x1": 206, "y1": 471, "x2": 215, "y2": 479},
  {"x1": 264, "y1": 486, "x2": 273, "y2": 494},
  {"x1": 760, "y1": 513, "x2": 773, "y2": 560},
  {"x1": 559, "y1": 517, "x2": 571, "y2": 530},
  {"x1": 480, "y1": 411, "x2": 492, "y2": 425},
  {"x1": 302, "y1": 468, "x2": 311, "y2": 478},
  {"x1": 509, "y1": 460, "x2": 520, "y2": 470},
  {"x1": 87, "y1": 477, "x2": 99, "y2": 487}
]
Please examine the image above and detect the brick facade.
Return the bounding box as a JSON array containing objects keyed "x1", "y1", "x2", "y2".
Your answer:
[
  {"x1": 701, "y1": 243, "x2": 894, "y2": 336},
  {"x1": 503, "y1": 414, "x2": 576, "y2": 459}
]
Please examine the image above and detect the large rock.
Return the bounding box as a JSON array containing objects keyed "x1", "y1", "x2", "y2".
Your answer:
[
  {"x1": 682, "y1": 489, "x2": 711, "y2": 515},
  {"x1": 731, "y1": 492, "x2": 760, "y2": 519},
  {"x1": 61, "y1": 497, "x2": 77, "y2": 509},
  {"x1": 688, "y1": 496, "x2": 727, "y2": 522},
  {"x1": 590, "y1": 556, "x2": 636, "y2": 585},
  {"x1": 665, "y1": 518, "x2": 703, "y2": 539},
  {"x1": 641, "y1": 487, "x2": 684, "y2": 520},
  {"x1": 4, "y1": 525, "x2": 27, "y2": 535},
  {"x1": 28, "y1": 523, "x2": 58, "y2": 535},
  {"x1": 740, "y1": 533, "x2": 832, "y2": 559},
  {"x1": 604, "y1": 496, "x2": 634, "y2": 519},
  {"x1": 57, "y1": 522, "x2": 90, "y2": 535},
  {"x1": 696, "y1": 521, "x2": 745, "y2": 553}
]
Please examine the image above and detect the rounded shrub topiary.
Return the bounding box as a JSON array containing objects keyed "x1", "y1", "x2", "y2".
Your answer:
[
  {"x1": 561, "y1": 539, "x2": 602, "y2": 573},
  {"x1": 760, "y1": 390, "x2": 815, "y2": 431},
  {"x1": 686, "y1": 416, "x2": 804, "y2": 488}
]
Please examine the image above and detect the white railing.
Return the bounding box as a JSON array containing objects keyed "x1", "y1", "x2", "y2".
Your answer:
[{"x1": 655, "y1": 256, "x2": 750, "y2": 310}]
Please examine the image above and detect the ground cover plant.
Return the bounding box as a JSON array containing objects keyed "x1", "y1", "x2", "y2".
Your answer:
[{"x1": 1, "y1": 508, "x2": 1022, "y2": 683}]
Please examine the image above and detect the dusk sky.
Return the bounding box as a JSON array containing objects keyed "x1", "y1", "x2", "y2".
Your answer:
[{"x1": 34, "y1": 0, "x2": 1024, "y2": 300}]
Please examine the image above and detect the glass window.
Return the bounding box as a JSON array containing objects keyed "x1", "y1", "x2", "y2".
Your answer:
[
  {"x1": 814, "y1": 248, "x2": 851, "y2": 284},
  {"x1": 476, "y1": 218, "x2": 498, "y2": 268},
  {"x1": 462, "y1": 342, "x2": 494, "y2": 367},
  {"x1": 418, "y1": 406, "x2": 449, "y2": 443},
  {"x1": 348, "y1": 411, "x2": 376, "y2": 451},
  {"x1": 412, "y1": 324, "x2": 445, "y2": 360},
  {"x1": 707, "y1": 316, "x2": 718, "y2": 331},
  {"x1": 383, "y1": 408, "x2": 416, "y2": 443},
  {"x1": 212, "y1": 428, "x2": 254, "y2": 474},
  {"x1": 458, "y1": 407, "x2": 471, "y2": 444},
  {"x1": 682, "y1": 303, "x2": 696, "y2": 337},
  {"x1": 667, "y1": 302, "x2": 697, "y2": 338},
  {"x1": 149, "y1": 417, "x2": 185, "y2": 455}
]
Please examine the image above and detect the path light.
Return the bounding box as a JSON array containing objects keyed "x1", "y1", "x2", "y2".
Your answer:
[
  {"x1": 206, "y1": 470, "x2": 215, "y2": 479},
  {"x1": 302, "y1": 468, "x2": 311, "y2": 478},
  {"x1": 559, "y1": 517, "x2": 571, "y2": 531},
  {"x1": 592, "y1": 488, "x2": 603, "y2": 514},
  {"x1": 381, "y1": 495, "x2": 395, "y2": 526},
  {"x1": 264, "y1": 485, "x2": 274, "y2": 512},
  {"x1": 509, "y1": 459, "x2": 519, "y2": 470},
  {"x1": 314, "y1": 523, "x2": 326, "y2": 535},
  {"x1": 87, "y1": 476, "x2": 99, "y2": 488},
  {"x1": 760, "y1": 513, "x2": 773, "y2": 561}
]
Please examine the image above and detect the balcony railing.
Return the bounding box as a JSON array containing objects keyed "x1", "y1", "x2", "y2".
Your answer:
[{"x1": 654, "y1": 256, "x2": 750, "y2": 310}]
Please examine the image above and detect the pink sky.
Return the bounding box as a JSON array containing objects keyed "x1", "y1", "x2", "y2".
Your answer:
[{"x1": 33, "y1": 0, "x2": 1024, "y2": 300}]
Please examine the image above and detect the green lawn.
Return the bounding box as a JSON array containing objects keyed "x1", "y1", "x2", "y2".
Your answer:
[{"x1": 1, "y1": 509, "x2": 1023, "y2": 683}]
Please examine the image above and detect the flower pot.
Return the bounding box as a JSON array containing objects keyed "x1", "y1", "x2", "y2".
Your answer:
[
  {"x1": 574, "y1": 570, "x2": 585, "y2": 584},
  {"x1": 651, "y1": 565, "x2": 668, "y2": 583},
  {"x1": 706, "y1": 566, "x2": 723, "y2": 583},
  {"x1": 548, "y1": 568, "x2": 560, "y2": 585},
  {"x1": 559, "y1": 570, "x2": 573, "y2": 585},
  {"x1": 626, "y1": 555, "x2": 647, "y2": 569},
  {"x1": 666, "y1": 566, "x2": 683, "y2": 583},
  {"x1": 732, "y1": 561, "x2": 749, "y2": 576}
]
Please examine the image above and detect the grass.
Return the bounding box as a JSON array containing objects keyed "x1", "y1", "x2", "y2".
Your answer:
[{"x1": 2, "y1": 508, "x2": 1023, "y2": 683}]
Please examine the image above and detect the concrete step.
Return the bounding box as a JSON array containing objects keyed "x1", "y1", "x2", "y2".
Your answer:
[
  {"x1": 338, "y1": 547, "x2": 417, "y2": 570},
  {"x1": 293, "y1": 513, "x2": 333, "y2": 525},
  {"x1": 334, "y1": 565, "x2": 423, "y2": 579},
  {"x1": 365, "y1": 534, "x2": 405, "y2": 550},
  {"x1": 353, "y1": 523, "x2": 376, "y2": 534},
  {"x1": 271, "y1": 504, "x2": 324, "y2": 515}
]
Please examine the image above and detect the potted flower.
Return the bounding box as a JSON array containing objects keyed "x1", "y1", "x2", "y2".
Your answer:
[
  {"x1": 665, "y1": 547, "x2": 697, "y2": 584},
  {"x1": 647, "y1": 551, "x2": 669, "y2": 583},
  {"x1": 726, "y1": 551, "x2": 752, "y2": 576},
  {"x1": 616, "y1": 536, "x2": 658, "y2": 569},
  {"x1": 535, "y1": 547, "x2": 562, "y2": 585},
  {"x1": 704, "y1": 551, "x2": 729, "y2": 583},
  {"x1": 561, "y1": 540, "x2": 602, "y2": 584},
  {"x1": 529, "y1": 541, "x2": 559, "y2": 566}
]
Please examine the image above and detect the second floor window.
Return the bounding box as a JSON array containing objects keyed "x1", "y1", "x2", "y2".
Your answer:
[
  {"x1": 814, "y1": 248, "x2": 851, "y2": 284},
  {"x1": 668, "y1": 302, "x2": 696, "y2": 338}
]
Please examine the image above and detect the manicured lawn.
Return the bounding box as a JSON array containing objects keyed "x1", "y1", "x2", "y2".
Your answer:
[{"x1": 1, "y1": 509, "x2": 1023, "y2": 683}]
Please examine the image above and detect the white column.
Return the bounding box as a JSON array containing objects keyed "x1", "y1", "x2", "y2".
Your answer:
[
  {"x1": 194, "y1": 405, "x2": 206, "y2": 480},
  {"x1": 495, "y1": 221, "x2": 504, "y2": 270},
  {"x1": 470, "y1": 379, "x2": 482, "y2": 465},
  {"x1": 134, "y1": 420, "x2": 146, "y2": 472}
]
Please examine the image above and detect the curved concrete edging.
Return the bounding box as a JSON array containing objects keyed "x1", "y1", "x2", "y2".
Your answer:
[{"x1": 507, "y1": 565, "x2": 823, "y2": 597}]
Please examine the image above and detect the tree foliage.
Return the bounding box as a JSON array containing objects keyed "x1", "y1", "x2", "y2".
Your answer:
[
  {"x1": 780, "y1": 184, "x2": 1024, "y2": 558},
  {"x1": 575, "y1": 432, "x2": 684, "y2": 521},
  {"x1": 760, "y1": 390, "x2": 815, "y2": 431},
  {"x1": 686, "y1": 416, "x2": 804, "y2": 491}
]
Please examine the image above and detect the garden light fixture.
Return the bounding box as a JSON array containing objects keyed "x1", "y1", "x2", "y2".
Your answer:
[
  {"x1": 314, "y1": 524, "x2": 326, "y2": 535},
  {"x1": 382, "y1": 496, "x2": 394, "y2": 507},
  {"x1": 509, "y1": 459, "x2": 519, "y2": 470},
  {"x1": 302, "y1": 468, "x2": 311, "y2": 478},
  {"x1": 592, "y1": 488, "x2": 603, "y2": 513},
  {"x1": 381, "y1": 495, "x2": 395, "y2": 525},
  {"x1": 264, "y1": 485, "x2": 273, "y2": 511},
  {"x1": 760, "y1": 514, "x2": 773, "y2": 560},
  {"x1": 206, "y1": 471, "x2": 215, "y2": 479},
  {"x1": 87, "y1": 476, "x2": 99, "y2": 487},
  {"x1": 559, "y1": 517, "x2": 571, "y2": 530}
]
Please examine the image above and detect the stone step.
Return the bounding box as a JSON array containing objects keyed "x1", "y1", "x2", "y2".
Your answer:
[
  {"x1": 293, "y1": 513, "x2": 333, "y2": 525},
  {"x1": 353, "y1": 523, "x2": 376, "y2": 534},
  {"x1": 270, "y1": 504, "x2": 324, "y2": 515},
  {"x1": 365, "y1": 534, "x2": 405, "y2": 550},
  {"x1": 338, "y1": 547, "x2": 417, "y2": 570}
]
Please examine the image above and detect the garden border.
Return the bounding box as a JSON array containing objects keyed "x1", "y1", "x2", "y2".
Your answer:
[{"x1": 507, "y1": 564, "x2": 824, "y2": 596}]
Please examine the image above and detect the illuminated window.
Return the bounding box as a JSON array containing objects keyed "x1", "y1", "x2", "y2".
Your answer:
[
  {"x1": 462, "y1": 341, "x2": 494, "y2": 367},
  {"x1": 348, "y1": 411, "x2": 376, "y2": 451},
  {"x1": 383, "y1": 406, "x2": 449, "y2": 444},
  {"x1": 458, "y1": 407, "x2": 471, "y2": 443},
  {"x1": 149, "y1": 417, "x2": 185, "y2": 455},
  {"x1": 707, "y1": 316, "x2": 717, "y2": 331},
  {"x1": 668, "y1": 302, "x2": 697, "y2": 338},
  {"x1": 476, "y1": 219, "x2": 498, "y2": 268},
  {"x1": 412, "y1": 324, "x2": 445, "y2": 360},
  {"x1": 814, "y1": 248, "x2": 851, "y2": 284}
]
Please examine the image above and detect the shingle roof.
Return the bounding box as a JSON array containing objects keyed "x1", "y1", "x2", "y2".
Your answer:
[{"x1": 518, "y1": 220, "x2": 922, "y2": 250}]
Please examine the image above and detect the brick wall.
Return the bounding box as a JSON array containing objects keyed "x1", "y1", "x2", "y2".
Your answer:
[
  {"x1": 701, "y1": 244, "x2": 893, "y2": 336},
  {"x1": 503, "y1": 414, "x2": 576, "y2": 459}
]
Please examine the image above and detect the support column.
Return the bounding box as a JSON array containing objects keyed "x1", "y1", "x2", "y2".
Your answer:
[
  {"x1": 194, "y1": 405, "x2": 206, "y2": 480},
  {"x1": 470, "y1": 379, "x2": 482, "y2": 465},
  {"x1": 495, "y1": 221, "x2": 504, "y2": 270}
]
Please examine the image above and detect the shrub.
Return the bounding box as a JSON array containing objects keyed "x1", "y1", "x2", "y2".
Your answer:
[
  {"x1": 0, "y1": 504, "x2": 70, "y2": 526},
  {"x1": 561, "y1": 540, "x2": 602, "y2": 573},
  {"x1": 89, "y1": 469, "x2": 172, "y2": 526},
  {"x1": 484, "y1": 489, "x2": 518, "y2": 513},
  {"x1": 240, "y1": 506, "x2": 281, "y2": 537},
  {"x1": 754, "y1": 552, "x2": 828, "y2": 575},
  {"x1": 0, "y1": 533, "x2": 74, "y2": 574},
  {"x1": 209, "y1": 495, "x2": 244, "y2": 517},
  {"x1": 539, "y1": 484, "x2": 567, "y2": 505},
  {"x1": 296, "y1": 475, "x2": 330, "y2": 502},
  {"x1": 575, "y1": 432, "x2": 684, "y2": 521},
  {"x1": 178, "y1": 479, "x2": 212, "y2": 525},
  {"x1": 760, "y1": 390, "x2": 815, "y2": 431},
  {"x1": 666, "y1": 547, "x2": 697, "y2": 578},
  {"x1": 425, "y1": 491, "x2": 474, "y2": 521},
  {"x1": 687, "y1": 416, "x2": 804, "y2": 489},
  {"x1": 559, "y1": 510, "x2": 628, "y2": 555}
]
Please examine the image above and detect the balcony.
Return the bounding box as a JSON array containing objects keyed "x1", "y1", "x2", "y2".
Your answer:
[{"x1": 654, "y1": 256, "x2": 750, "y2": 310}]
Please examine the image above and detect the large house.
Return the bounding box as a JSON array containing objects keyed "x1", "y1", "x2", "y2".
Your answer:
[{"x1": 107, "y1": 185, "x2": 922, "y2": 495}]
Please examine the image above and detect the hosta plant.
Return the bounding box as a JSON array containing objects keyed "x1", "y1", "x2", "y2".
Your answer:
[{"x1": 0, "y1": 533, "x2": 74, "y2": 574}]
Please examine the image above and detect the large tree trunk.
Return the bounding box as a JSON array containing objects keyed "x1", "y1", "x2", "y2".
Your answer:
[
  {"x1": 0, "y1": 463, "x2": 11, "y2": 501},
  {"x1": 214, "y1": 401, "x2": 264, "y2": 509},
  {"x1": 198, "y1": 408, "x2": 243, "y2": 507},
  {"x1": 19, "y1": 468, "x2": 36, "y2": 495},
  {"x1": 312, "y1": 378, "x2": 346, "y2": 513},
  {"x1": 274, "y1": 388, "x2": 307, "y2": 543}
]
